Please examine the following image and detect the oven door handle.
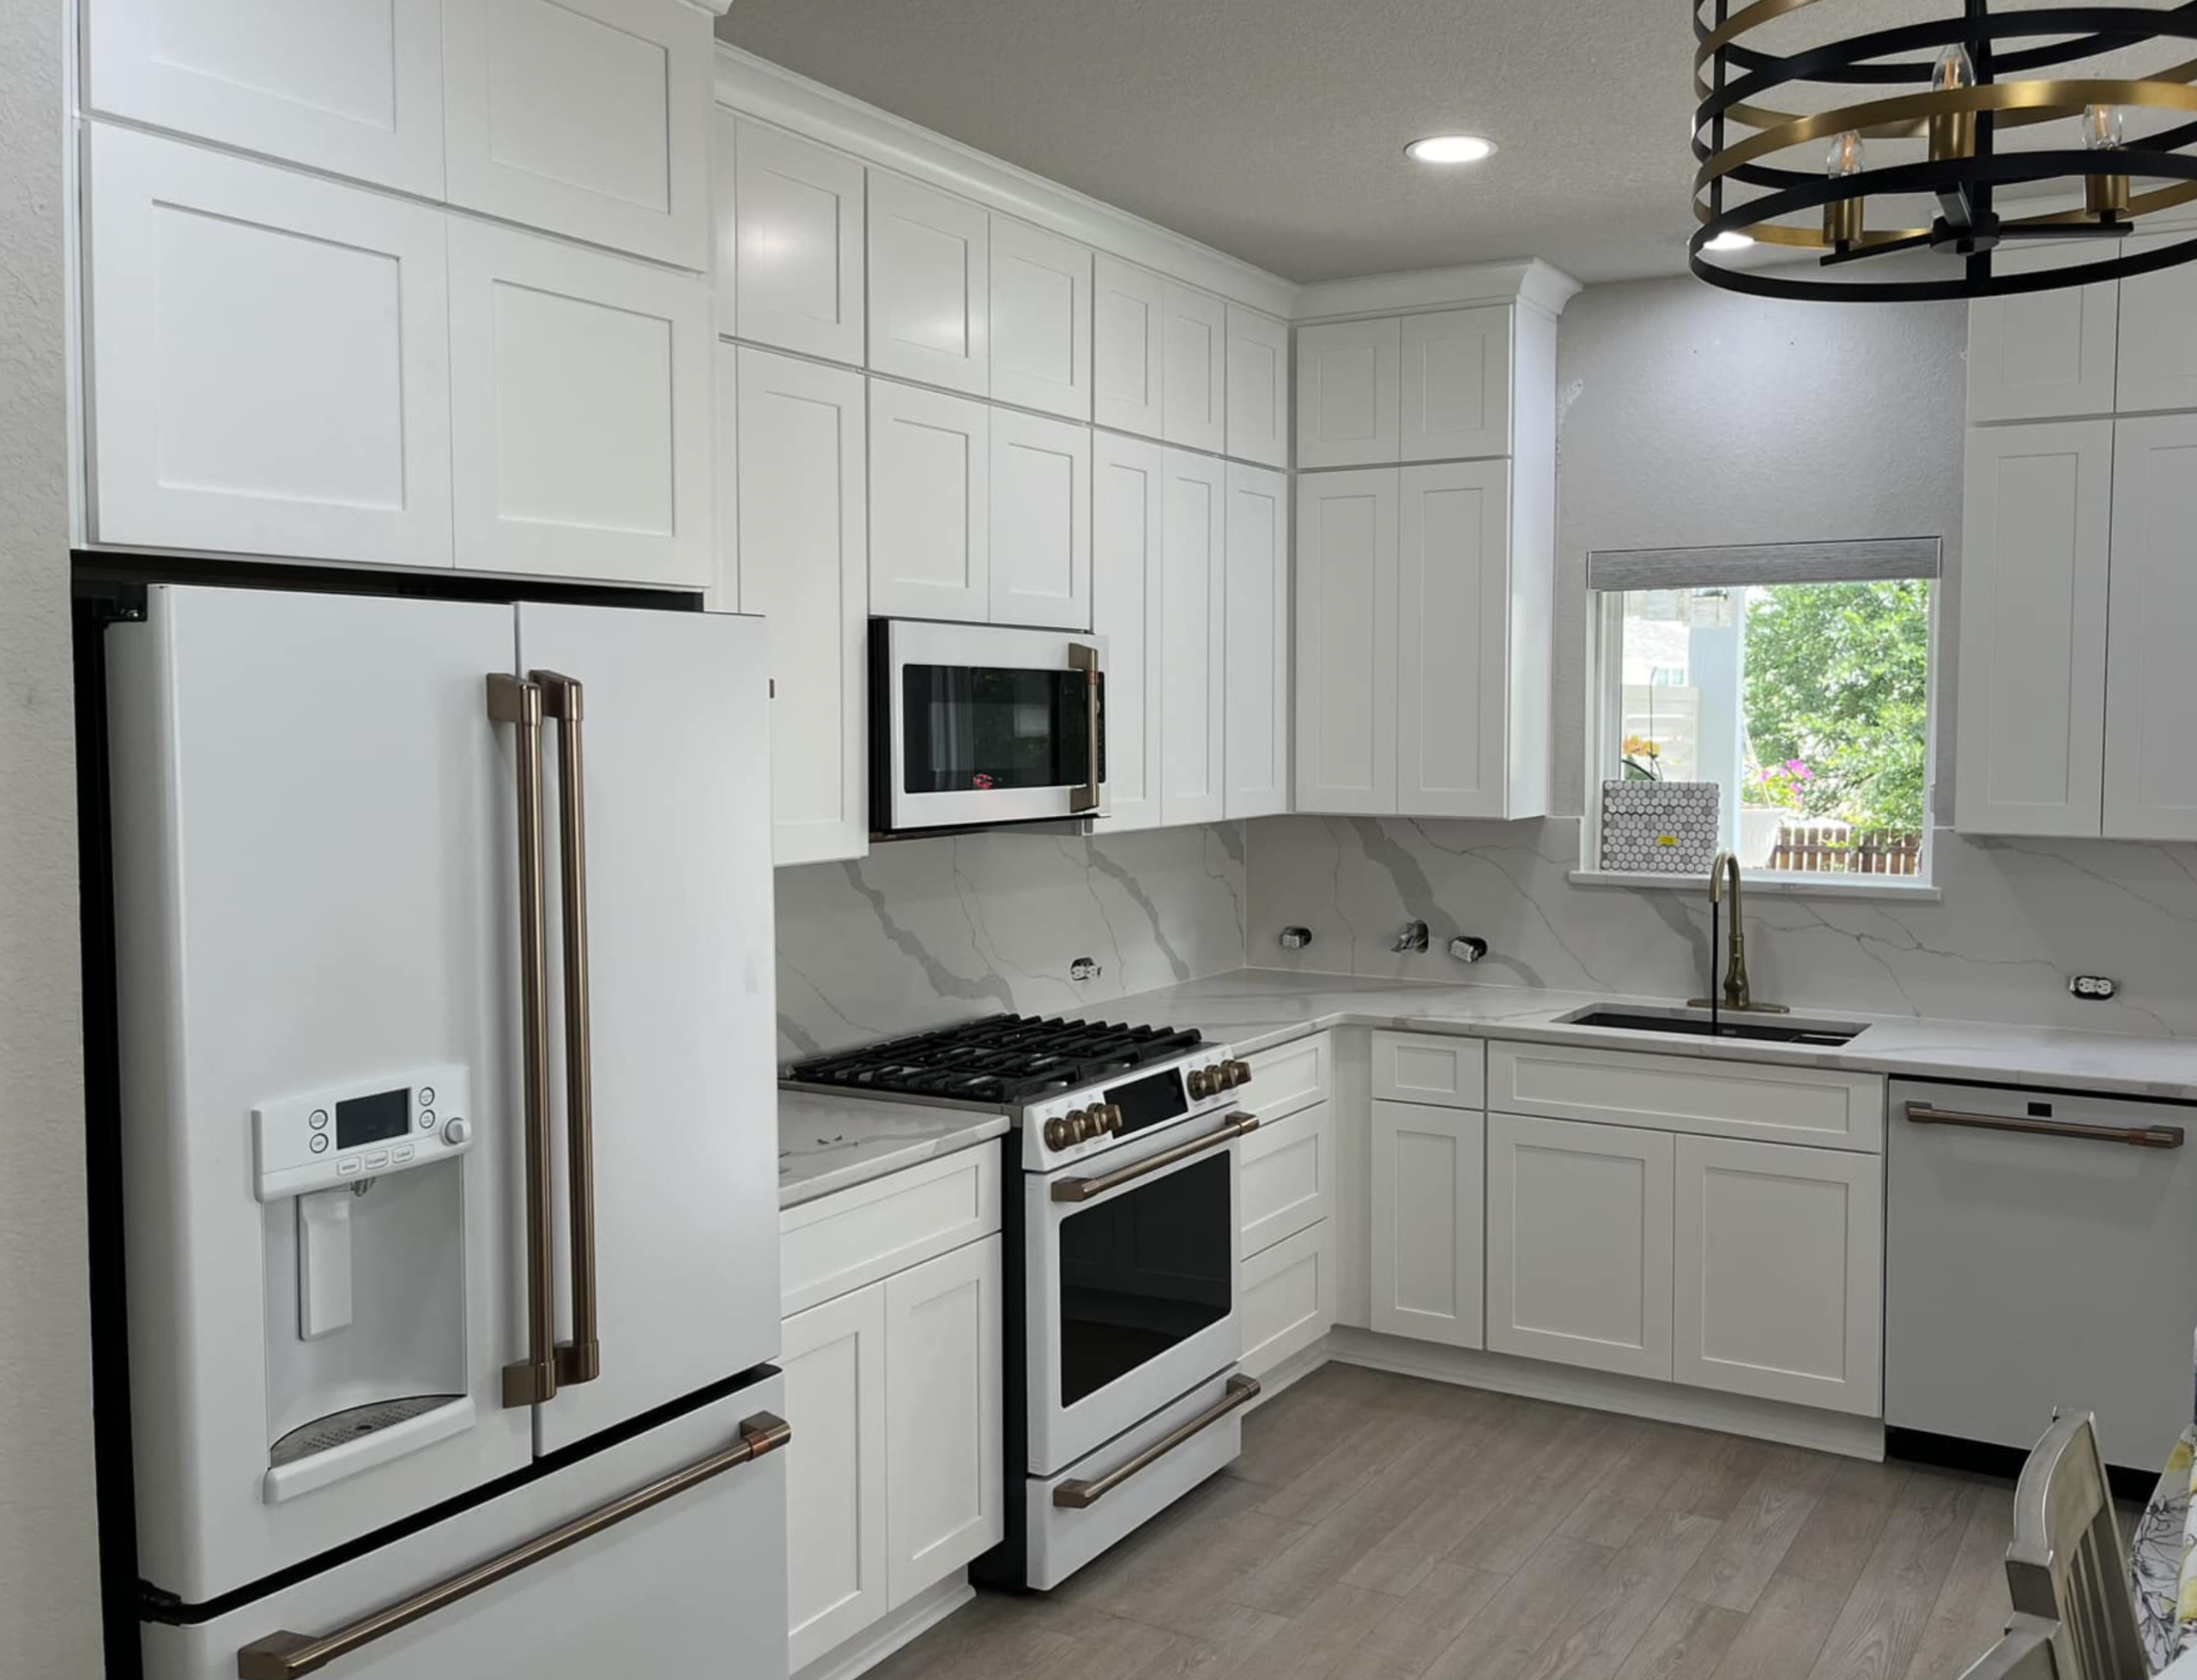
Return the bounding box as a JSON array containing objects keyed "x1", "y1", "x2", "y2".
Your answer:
[
  {"x1": 1053, "y1": 1375, "x2": 1259, "y2": 1509},
  {"x1": 1050, "y1": 1112, "x2": 1257, "y2": 1203}
]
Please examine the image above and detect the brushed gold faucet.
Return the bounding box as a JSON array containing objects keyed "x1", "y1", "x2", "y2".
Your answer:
[{"x1": 1686, "y1": 851, "x2": 1788, "y2": 1014}]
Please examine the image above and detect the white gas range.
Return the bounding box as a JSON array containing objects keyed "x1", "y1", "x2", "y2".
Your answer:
[{"x1": 784, "y1": 1015, "x2": 1264, "y2": 1590}]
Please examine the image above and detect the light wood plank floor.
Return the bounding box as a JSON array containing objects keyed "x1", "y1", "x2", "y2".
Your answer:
[{"x1": 866, "y1": 1364, "x2": 2111, "y2": 1680}]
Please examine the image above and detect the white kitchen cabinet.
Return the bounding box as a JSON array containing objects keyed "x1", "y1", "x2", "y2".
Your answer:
[
  {"x1": 1224, "y1": 463, "x2": 1290, "y2": 819},
  {"x1": 990, "y1": 218, "x2": 1092, "y2": 421},
  {"x1": 84, "y1": 125, "x2": 453, "y2": 567},
  {"x1": 734, "y1": 347, "x2": 869, "y2": 866},
  {"x1": 2115, "y1": 237, "x2": 2197, "y2": 414},
  {"x1": 83, "y1": 0, "x2": 445, "y2": 196},
  {"x1": 1091, "y1": 432, "x2": 1165, "y2": 833},
  {"x1": 1159, "y1": 450, "x2": 1227, "y2": 825},
  {"x1": 1161, "y1": 283, "x2": 1228, "y2": 454},
  {"x1": 442, "y1": 0, "x2": 711, "y2": 269},
  {"x1": 1486, "y1": 1112, "x2": 1675, "y2": 1381},
  {"x1": 447, "y1": 218, "x2": 712, "y2": 585},
  {"x1": 1401, "y1": 307, "x2": 1511, "y2": 461},
  {"x1": 1673, "y1": 1136, "x2": 1883, "y2": 1417},
  {"x1": 1226, "y1": 306, "x2": 1290, "y2": 468},
  {"x1": 1292, "y1": 469, "x2": 1399, "y2": 813},
  {"x1": 1241, "y1": 1221, "x2": 1336, "y2": 1383},
  {"x1": 1968, "y1": 247, "x2": 2119, "y2": 423},
  {"x1": 2106, "y1": 415, "x2": 2197, "y2": 841},
  {"x1": 1397, "y1": 460, "x2": 1518, "y2": 818},
  {"x1": 869, "y1": 381, "x2": 990, "y2": 620},
  {"x1": 1371, "y1": 1032, "x2": 1485, "y2": 1110},
  {"x1": 1369, "y1": 1100, "x2": 1485, "y2": 1350},
  {"x1": 1296, "y1": 317, "x2": 1401, "y2": 468},
  {"x1": 724, "y1": 115, "x2": 866, "y2": 366},
  {"x1": 1240, "y1": 1100, "x2": 1332, "y2": 1258},
  {"x1": 884, "y1": 1234, "x2": 1004, "y2": 1608},
  {"x1": 867, "y1": 173, "x2": 989, "y2": 396},
  {"x1": 781, "y1": 1283, "x2": 889, "y2": 1673},
  {"x1": 1955, "y1": 420, "x2": 2112, "y2": 836},
  {"x1": 990, "y1": 410, "x2": 1092, "y2": 630},
  {"x1": 1092, "y1": 256, "x2": 1165, "y2": 438}
]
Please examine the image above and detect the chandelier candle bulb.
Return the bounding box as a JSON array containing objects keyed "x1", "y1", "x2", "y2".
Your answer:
[
  {"x1": 1929, "y1": 45, "x2": 1977, "y2": 162},
  {"x1": 2086, "y1": 103, "x2": 2131, "y2": 219},
  {"x1": 1825, "y1": 130, "x2": 1867, "y2": 248}
]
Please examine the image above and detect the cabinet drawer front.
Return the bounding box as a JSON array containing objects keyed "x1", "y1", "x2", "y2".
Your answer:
[
  {"x1": 1245, "y1": 1034, "x2": 1331, "y2": 1122},
  {"x1": 1488, "y1": 1042, "x2": 1884, "y2": 1151},
  {"x1": 1240, "y1": 1101, "x2": 1332, "y2": 1255},
  {"x1": 1242, "y1": 1221, "x2": 1335, "y2": 1381},
  {"x1": 1372, "y1": 1031, "x2": 1486, "y2": 1109},
  {"x1": 780, "y1": 1145, "x2": 1002, "y2": 1316}
]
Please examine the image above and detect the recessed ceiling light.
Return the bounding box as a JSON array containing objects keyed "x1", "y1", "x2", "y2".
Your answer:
[
  {"x1": 1406, "y1": 134, "x2": 1498, "y2": 165},
  {"x1": 1704, "y1": 230, "x2": 1755, "y2": 252}
]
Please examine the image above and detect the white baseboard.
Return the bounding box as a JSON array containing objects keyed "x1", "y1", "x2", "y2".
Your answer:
[
  {"x1": 1242, "y1": 1343, "x2": 1329, "y2": 1412},
  {"x1": 795, "y1": 1577, "x2": 975, "y2": 1680}
]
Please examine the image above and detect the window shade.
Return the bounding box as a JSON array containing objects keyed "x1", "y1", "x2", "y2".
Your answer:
[{"x1": 1586, "y1": 537, "x2": 1941, "y2": 593}]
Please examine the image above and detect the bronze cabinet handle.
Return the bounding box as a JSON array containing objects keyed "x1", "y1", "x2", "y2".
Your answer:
[
  {"x1": 1053, "y1": 1378, "x2": 1257, "y2": 1509},
  {"x1": 1069, "y1": 642, "x2": 1101, "y2": 816},
  {"x1": 235, "y1": 1414, "x2": 790, "y2": 1678},
  {"x1": 487, "y1": 675, "x2": 558, "y2": 1410},
  {"x1": 1904, "y1": 1103, "x2": 2184, "y2": 1150},
  {"x1": 532, "y1": 671, "x2": 600, "y2": 1389},
  {"x1": 1050, "y1": 1112, "x2": 1258, "y2": 1204}
]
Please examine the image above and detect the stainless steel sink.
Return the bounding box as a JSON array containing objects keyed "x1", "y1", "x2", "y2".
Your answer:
[{"x1": 1555, "y1": 1006, "x2": 1866, "y2": 1048}]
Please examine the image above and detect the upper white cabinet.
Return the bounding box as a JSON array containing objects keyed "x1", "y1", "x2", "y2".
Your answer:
[
  {"x1": 1091, "y1": 432, "x2": 1165, "y2": 833},
  {"x1": 1159, "y1": 450, "x2": 1226, "y2": 826},
  {"x1": 1397, "y1": 460, "x2": 1515, "y2": 819},
  {"x1": 990, "y1": 219, "x2": 1093, "y2": 421},
  {"x1": 1968, "y1": 246, "x2": 2119, "y2": 423},
  {"x1": 867, "y1": 173, "x2": 989, "y2": 396},
  {"x1": 2115, "y1": 238, "x2": 2197, "y2": 414},
  {"x1": 731, "y1": 347, "x2": 869, "y2": 866},
  {"x1": 84, "y1": 125, "x2": 454, "y2": 567},
  {"x1": 990, "y1": 410, "x2": 1092, "y2": 630},
  {"x1": 83, "y1": 0, "x2": 446, "y2": 196},
  {"x1": 1224, "y1": 463, "x2": 1289, "y2": 819},
  {"x1": 442, "y1": 0, "x2": 711, "y2": 270},
  {"x1": 1401, "y1": 307, "x2": 1511, "y2": 461},
  {"x1": 1225, "y1": 306, "x2": 1290, "y2": 468},
  {"x1": 447, "y1": 218, "x2": 712, "y2": 584},
  {"x1": 869, "y1": 380, "x2": 990, "y2": 619},
  {"x1": 1369, "y1": 1100, "x2": 1485, "y2": 1350},
  {"x1": 2104, "y1": 414, "x2": 2197, "y2": 842},
  {"x1": 1161, "y1": 283, "x2": 1227, "y2": 454},
  {"x1": 1294, "y1": 469, "x2": 1399, "y2": 813},
  {"x1": 1092, "y1": 256, "x2": 1166, "y2": 438},
  {"x1": 1297, "y1": 317, "x2": 1401, "y2": 468},
  {"x1": 723, "y1": 115, "x2": 866, "y2": 366}
]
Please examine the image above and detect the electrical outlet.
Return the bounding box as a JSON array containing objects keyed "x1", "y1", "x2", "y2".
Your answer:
[
  {"x1": 2069, "y1": 974, "x2": 2120, "y2": 1001},
  {"x1": 1069, "y1": 956, "x2": 1102, "y2": 982}
]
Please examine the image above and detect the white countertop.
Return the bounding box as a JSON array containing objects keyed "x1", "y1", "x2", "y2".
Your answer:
[{"x1": 778, "y1": 1090, "x2": 1008, "y2": 1210}]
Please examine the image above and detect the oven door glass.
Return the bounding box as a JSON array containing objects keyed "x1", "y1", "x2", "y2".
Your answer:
[
  {"x1": 901, "y1": 663, "x2": 1098, "y2": 795},
  {"x1": 1056, "y1": 1151, "x2": 1232, "y2": 1407}
]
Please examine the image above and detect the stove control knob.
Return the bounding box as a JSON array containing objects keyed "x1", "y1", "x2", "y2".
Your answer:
[
  {"x1": 1067, "y1": 1109, "x2": 1096, "y2": 1144},
  {"x1": 1187, "y1": 1067, "x2": 1214, "y2": 1100},
  {"x1": 1044, "y1": 1116, "x2": 1074, "y2": 1151},
  {"x1": 1097, "y1": 1104, "x2": 1124, "y2": 1134},
  {"x1": 1215, "y1": 1061, "x2": 1241, "y2": 1091},
  {"x1": 1224, "y1": 1060, "x2": 1252, "y2": 1089}
]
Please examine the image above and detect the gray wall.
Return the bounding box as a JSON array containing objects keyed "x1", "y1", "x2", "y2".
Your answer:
[{"x1": 0, "y1": 3, "x2": 103, "y2": 1676}]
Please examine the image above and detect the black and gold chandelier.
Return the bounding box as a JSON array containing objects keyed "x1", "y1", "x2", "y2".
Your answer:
[{"x1": 1692, "y1": 2, "x2": 2197, "y2": 300}]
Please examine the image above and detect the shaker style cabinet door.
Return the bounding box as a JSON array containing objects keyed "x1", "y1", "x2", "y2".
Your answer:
[
  {"x1": 2115, "y1": 233, "x2": 2197, "y2": 414},
  {"x1": 869, "y1": 381, "x2": 990, "y2": 621},
  {"x1": 1967, "y1": 244, "x2": 2119, "y2": 422},
  {"x1": 990, "y1": 218, "x2": 1093, "y2": 421},
  {"x1": 1293, "y1": 469, "x2": 1399, "y2": 813},
  {"x1": 1159, "y1": 450, "x2": 1228, "y2": 826},
  {"x1": 442, "y1": 0, "x2": 711, "y2": 269},
  {"x1": 1224, "y1": 463, "x2": 1290, "y2": 819},
  {"x1": 990, "y1": 410, "x2": 1092, "y2": 630},
  {"x1": 1092, "y1": 255, "x2": 1166, "y2": 438},
  {"x1": 1400, "y1": 307, "x2": 1512, "y2": 462},
  {"x1": 1161, "y1": 282, "x2": 1228, "y2": 454},
  {"x1": 84, "y1": 125, "x2": 454, "y2": 568},
  {"x1": 1396, "y1": 460, "x2": 1513, "y2": 818},
  {"x1": 1226, "y1": 305, "x2": 1290, "y2": 468},
  {"x1": 1091, "y1": 432, "x2": 1166, "y2": 832},
  {"x1": 2104, "y1": 414, "x2": 2197, "y2": 842},
  {"x1": 868, "y1": 173, "x2": 990, "y2": 396},
  {"x1": 447, "y1": 219, "x2": 713, "y2": 585},
  {"x1": 83, "y1": 0, "x2": 445, "y2": 195},
  {"x1": 1296, "y1": 317, "x2": 1401, "y2": 468},
  {"x1": 781, "y1": 1285, "x2": 890, "y2": 1673},
  {"x1": 724, "y1": 115, "x2": 867, "y2": 366},
  {"x1": 1369, "y1": 1101, "x2": 1484, "y2": 1349}
]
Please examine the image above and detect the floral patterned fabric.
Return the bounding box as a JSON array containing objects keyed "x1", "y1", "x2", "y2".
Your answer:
[{"x1": 2133, "y1": 1336, "x2": 2197, "y2": 1673}]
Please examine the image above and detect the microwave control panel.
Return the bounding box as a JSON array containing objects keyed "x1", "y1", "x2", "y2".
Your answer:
[{"x1": 254, "y1": 1065, "x2": 472, "y2": 1202}]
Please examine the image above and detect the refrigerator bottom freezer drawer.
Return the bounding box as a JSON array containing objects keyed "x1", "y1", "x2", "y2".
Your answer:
[{"x1": 143, "y1": 1374, "x2": 789, "y2": 1680}]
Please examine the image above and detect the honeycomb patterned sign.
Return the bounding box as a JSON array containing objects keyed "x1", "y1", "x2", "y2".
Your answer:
[{"x1": 1600, "y1": 780, "x2": 1719, "y2": 875}]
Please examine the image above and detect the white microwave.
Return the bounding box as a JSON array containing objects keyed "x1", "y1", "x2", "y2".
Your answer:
[{"x1": 869, "y1": 619, "x2": 1107, "y2": 837}]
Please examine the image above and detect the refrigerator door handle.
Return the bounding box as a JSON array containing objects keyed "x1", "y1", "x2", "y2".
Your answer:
[
  {"x1": 233, "y1": 1413, "x2": 792, "y2": 1678},
  {"x1": 532, "y1": 670, "x2": 602, "y2": 1389},
  {"x1": 487, "y1": 675, "x2": 559, "y2": 1411}
]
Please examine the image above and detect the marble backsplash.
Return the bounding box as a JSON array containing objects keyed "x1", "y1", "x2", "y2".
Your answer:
[
  {"x1": 773, "y1": 823, "x2": 1247, "y2": 1064},
  {"x1": 1245, "y1": 815, "x2": 2197, "y2": 1040}
]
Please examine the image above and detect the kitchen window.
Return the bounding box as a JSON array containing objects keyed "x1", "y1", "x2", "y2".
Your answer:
[{"x1": 1587, "y1": 539, "x2": 1941, "y2": 886}]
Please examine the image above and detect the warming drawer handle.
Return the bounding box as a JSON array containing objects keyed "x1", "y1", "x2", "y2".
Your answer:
[
  {"x1": 1049, "y1": 1112, "x2": 1259, "y2": 1203},
  {"x1": 1904, "y1": 1103, "x2": 2185, "y2": 1151},
  {"x1": 1069, "y1": 643, "x2": 1101, "y2": 817},
  {"x1": 233, "y1": 1414, "x2": 791, "y2": 1679},
  {"x1": 1053, "y1": 1377, "x2": 1259, "y2": 1510}
]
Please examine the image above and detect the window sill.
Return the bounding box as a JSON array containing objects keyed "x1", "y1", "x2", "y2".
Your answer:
[{"x1": 1567, "y1": 868, "x2": 1941, "y2": 903}]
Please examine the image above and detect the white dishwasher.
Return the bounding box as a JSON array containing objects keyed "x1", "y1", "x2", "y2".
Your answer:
[{"x1": 1886, "y1": 1078, "x2": 2197, "y2": 1477}]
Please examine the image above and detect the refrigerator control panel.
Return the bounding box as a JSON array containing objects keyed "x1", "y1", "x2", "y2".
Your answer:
[{"x1": 254, "y1": 1066, "x2": 472, "y2": 1202}]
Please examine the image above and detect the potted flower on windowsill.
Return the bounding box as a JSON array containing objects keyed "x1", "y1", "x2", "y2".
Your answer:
[
  {"x1": 1621, "y1": 734, "x2": 1663, "y2": 781},
  {"x1": 1740, "y1": 758, "x2": 1811, "y2": 867}
]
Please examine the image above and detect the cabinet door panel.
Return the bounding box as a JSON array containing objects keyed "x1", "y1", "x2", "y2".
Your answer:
[
  {"x1": 728, "y1": 116, "x2": 865, "y2": 365},
  {"x1": 1486, "y1": 1112, "x2": 1674, "y2": 1381},
  {"x1": 868, "y1": 174, "x2": 988, "y2": 395},
  {"x1": 1161, "y1": 283, "x2": 1227, "y2": 454},
  {"x1": 1296, "y1": 317, "x2": 1401, "y2": 468},
  {"x1": 1226, "y1": 306, "x2": 1290, "y2": 468},
  {"x1": 449, "y1": 219, "x2": 711, "y2": 584},
  {"x1": 1400, "y1": 307, "x2": 1510, "y2": 461},
  {"x1": 85, "y1": 125, "x2": 453, "y2": 567},
  {"x1": 2115, "y1": 234, "x2": 2197, "y2": 414},
  {"x1": 1240, "y1": 1101, "x2": 1332, "y2": 1258},
  {"x1": 1159, "y1": 450, "x2": 1227, "y2": 825},
  {"x1": 1955, "y1": 420, "x2": 2111, "y2": 836},
  {"x1": 2104, "y1": 415, "x2": 2197, "y2": 841},
  {"x1": 443, "y1": 0, "x2": 710, "y2": 269},
  {"x1": 990, "y1": 410, "x2": 1092, "y2": 630},
  {"x1": 781, "y1": 1285, "x2": 888, "y2": 1671},
  {"x1": 869, "y1": 382, "x2": 990, "y2": 621},
  {"x1": 735, "y1": 348, "x2": 869, "y2": 865},
  {"x1": 1370, "y1": 1101, "x2": 1484, "y2": 1348},
  {"x1": 1241, "y1": 1221, "x2": 1335, "y2": 1381},
  {"x1": 1968, "y1": 246, "x2": 2117, "y2": 422},
  {"x1": 1092, "y1": 432, "x2": 1165, "y2": 832},
  {"x1": 1092, "y1": 256, "x2": 1165, "y2": 438},
  {"x1": 1293, "y1": 469, "x2": 1398, "y2": 813},
  {"x1": 1224, "y1": 463, "x2": 1290, "y2": 818},
  {"x1": 1673, "y1": 1136, "x2": 1882, "y2": 1417},
  {"x1": 991, "y1": 218, "x2": 1092, "y2": 420},
  {"x1": 1398, "y1": 461, "x2": 1511, "y2": 818}
]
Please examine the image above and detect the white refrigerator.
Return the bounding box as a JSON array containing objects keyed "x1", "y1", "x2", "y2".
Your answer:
[{"x1": 98, "y1": 584, "x2": 787, "y2": 1678}]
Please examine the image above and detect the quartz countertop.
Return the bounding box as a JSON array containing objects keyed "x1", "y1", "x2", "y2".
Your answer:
[
  {"x1": 778, "y1": 1090, "x2": 1008, "y2": 1210},
  {"x1": 1081, "y1": 970, "x2": 2197, "y2": 1104}
]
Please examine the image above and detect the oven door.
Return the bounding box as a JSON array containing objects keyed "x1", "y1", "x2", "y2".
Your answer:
[
  {"x1": 875, "y1": 619, "x2": 1105, "y2": 834},
  {"x1": 1026, "y1": 1111, "x2": 1247, "y2": 1477}
]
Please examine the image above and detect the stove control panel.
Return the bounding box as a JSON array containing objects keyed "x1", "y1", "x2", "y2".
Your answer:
[{"x1": 1030, "y1": 1051, "x2": 1250, "y2": 1159}]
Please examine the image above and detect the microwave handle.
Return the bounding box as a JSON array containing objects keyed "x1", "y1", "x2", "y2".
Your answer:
[{"x1": 1069, "y1": 643, "x2": 1101, "y2": 816}]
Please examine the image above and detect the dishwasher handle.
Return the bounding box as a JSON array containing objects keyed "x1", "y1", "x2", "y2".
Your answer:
[{"x1": 1903, "y1": 1103, "x2": 2185, "y2": 1151}]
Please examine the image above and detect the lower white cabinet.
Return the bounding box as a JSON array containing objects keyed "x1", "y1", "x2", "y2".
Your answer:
[
  {"x1": 781, "y1": 1284, "x2": 890, "y2": 1672},
  {"x1": 1673, "y1": 1135, "x2": 1883, "y2": 1417},
  {"x1": 1240, "y1": 1100, "x2": 1332, "y2": 1256},
  {"x1": 1369, "y1": 1100, "x2": 1485, "y2": 1350},
  {"x1": 1241, "y1": 1221, "x2": 1336, "y2": 1382},
  {"x1": 1486, "y1": 1112, "x2": 1674, "y2": 1381}
]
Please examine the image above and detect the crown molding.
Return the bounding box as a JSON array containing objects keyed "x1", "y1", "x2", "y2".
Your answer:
[{"x1": 1292, "y1": 258, "x2": 1584, "y2": 323}]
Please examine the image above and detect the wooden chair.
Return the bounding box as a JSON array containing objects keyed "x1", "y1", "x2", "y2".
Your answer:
[{"x1": 1959, "y1": 1413, "x2": 2149, "y2": 1680}]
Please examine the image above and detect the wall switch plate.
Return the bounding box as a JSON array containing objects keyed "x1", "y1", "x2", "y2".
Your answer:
[
  {"x1": 1069, "y1": 956, "x2": 1102, "y2": 982},
  {"x1": 2069, "y1": 975, "x2": 2120, "y2": 1000}
]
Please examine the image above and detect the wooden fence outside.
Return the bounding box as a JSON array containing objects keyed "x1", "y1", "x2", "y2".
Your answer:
[{"x1": 1769, "y1": 823, "x2": 1924, "y2": 876}]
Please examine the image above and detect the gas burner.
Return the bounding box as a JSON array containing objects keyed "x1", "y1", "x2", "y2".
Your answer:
[{"x1": 788, "y1": 1014, "x2": 1204, "y2": 1109}]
